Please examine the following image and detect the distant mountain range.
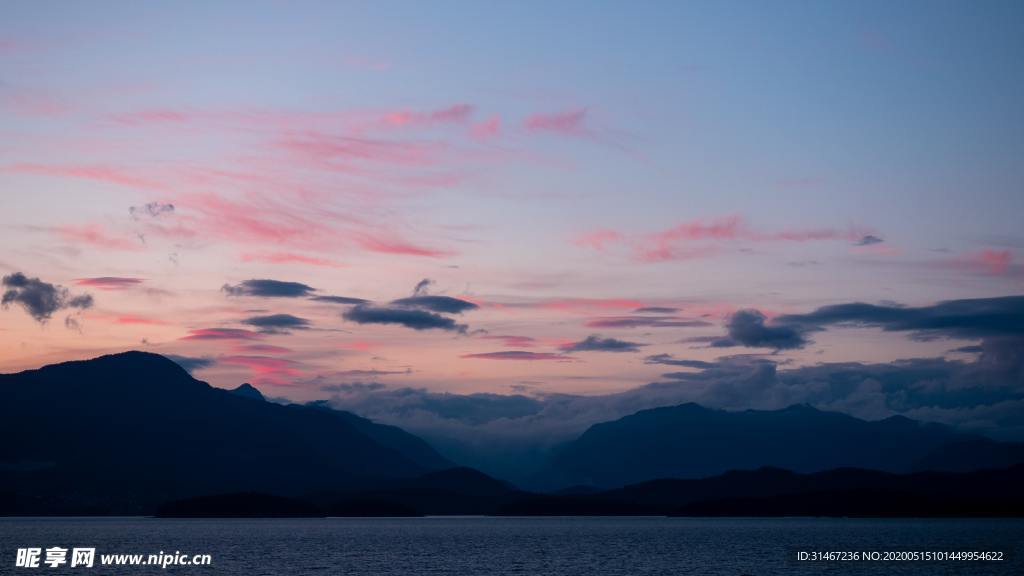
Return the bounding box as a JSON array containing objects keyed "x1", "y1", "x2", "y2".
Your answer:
[
  {"x1": 540, "y1": 402, "x2": 1024, "y2": 488},
  {"x1": 1, "y1": 351, "x2": 1022, "y2": 516},
  {"x1": 500, "y1": 464, "x2": 1024, "y2": 517},
  {"x1": 157, "y1": 464, "x2": 1024, "y2": 518}
]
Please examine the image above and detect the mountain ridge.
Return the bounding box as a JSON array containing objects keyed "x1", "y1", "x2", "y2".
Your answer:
[
  {"x1": 0, "y1": 351, "x2": 450, "y2": 514},
  {"x1": 541, "y1": 401, "x2": 1022, "y2": 488}
]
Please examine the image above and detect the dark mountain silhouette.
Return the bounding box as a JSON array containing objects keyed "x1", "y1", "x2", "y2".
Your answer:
[
  {"x1": 311, "y1": 466, "x2": 521, "y2": 516},
  {"x1": 542, "y1": 403, "x2": 1024, "y2": 488},
  {"x1": 500, "y1": 464, "x2": 1024, "y2": 517},
  {"x1": 304, "y1": 400, "x2": 451, "y2": 471},
  {"x1": 4, "y1": 352, "x2": 1022, "y2": 518},
  {"x1": 229, "y1": 383, "x2": 265, "y2": 401},
  {"x1": 0, "y1": 351, "x2": 450, "y2": 515},
  {"x1": 912, "y1": 437, "x2": 1024, "y2": 473}
]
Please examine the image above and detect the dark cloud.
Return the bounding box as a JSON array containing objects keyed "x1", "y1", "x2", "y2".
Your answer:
[
  {"x1": 319, "y1": 381, "x2": 387, "y2": 393},
  {"x1": 775, "y1": 295, "x2": 1024, "y2": 342},
  {"x1": 323, "y1": 339, "x2": 1024, "y2": 485},
  {"x1": 310, "y1": 295, "x2": 369, "y2": 305},
  {"x1": 586, "y1": 315, "x2": 711, "y2": 329},
  {"x1": 129, "y1": 202, "x2": 175, "y2": 219},
  {"x1": 391, "y1": 295, "x2": 479, "y2": 314},
  {"x1": 679, "y1": 335, "x2": 726, "y2": 345},
  {"x1": 343, "y1": 304, "x2": 467, "y2": 333},
  {"x1": 241, "y1": 313, "x2": 311, "y2": 334},
  {"x1": 165, "y1": 354, "x2": 216, "y2": 373},
  {"x1": 413, "y1": 278, "x2": 433, "y2": 296},
  {"x1": 634, "y1": 306, "x2": 679, "y2": 314},
  {"x1": 703, "y1": 296, "x2": 1024, "y2": 352},
  {"x1": 1, "y1": 272, "x2": 94, "y2": 323},
  {"x1": 331, "y1": 368, "x2": 411, "y2": 378},
  {"x1": 952, "y1": 345, "x2": 984, "y2": 354},
  {"x1": 560, "y1": 335, "x2": 644, "y2": 353},
  {"x1": 64, "y1": 316, "x2": 82, "y2": 332},
  {"x1": 855, "y1": 234, "x2": 885, "y2": 246},
  {"x1": 644, "y1": 353, "x2": 715, "y2": 369},
  {"x1": 715, "y1": 309, "x2": 808, "y2": 350},
  {"x1": 221, "y1": 279, "x2": 315, "y2": 298},
  {"x1": 324, "y1": 384, "x2": 545, "y2": 426}
]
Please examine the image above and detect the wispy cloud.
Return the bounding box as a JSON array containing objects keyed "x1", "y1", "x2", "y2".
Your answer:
[
  {"x1": 524, "y1": 108, "x2": 588, "y2": 135},
  {"x1": 575, "y1": 215, "x2": 877, "y2": 262},
  {"x1": 180, "y1": 328, "x2": 264, "y2": 341},
  {"x1": 560, "y1": 335, "x2": 645, "y2": 353},
  {"x1": 58, "y1": 224, "x2": 141, "y2": 251},
  {"x1": 461, "y1": 351, "x2": 573, "y2": 361},
  {"x1": 9, "y1": 163, "x2": 163, "y2": 189},
  {"x1": 73, "y1": 277, "x2": 144, "y2": 290}
]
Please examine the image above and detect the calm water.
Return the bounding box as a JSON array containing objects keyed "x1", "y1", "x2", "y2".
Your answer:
[{"x1": 0, "y1": 517, "x2": 1021, "y2": 575}]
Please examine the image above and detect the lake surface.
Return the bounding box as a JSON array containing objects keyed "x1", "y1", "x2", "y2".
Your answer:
[{"x1": 1, "y1": 517, "x2": 1021, "y2": 575}]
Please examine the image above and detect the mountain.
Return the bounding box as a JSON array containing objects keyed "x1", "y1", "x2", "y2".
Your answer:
[
  {"x1": 0, "y1": 351, "x2": 450, "y2": 515},
  {"x1": 305, "y1": 401, "x2": 452, "y2": 471},
  {"x1": 499, "y1": 464, "x2": 1024, "y2": 517},
  {"x1": 229, "y1": 383, "x2": 265, "y2": 401},
  {"x1": 542, "y1": 403, "x2": 1024, "y2": 488}
]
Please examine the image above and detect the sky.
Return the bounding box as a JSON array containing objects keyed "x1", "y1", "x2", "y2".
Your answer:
[{"x1": 2, "y1": 1, "x2": 1023, "y2": 438}]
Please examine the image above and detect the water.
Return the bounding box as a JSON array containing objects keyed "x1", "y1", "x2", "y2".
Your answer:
[{"x1": 1, "y1": 517, "x2": 1021, "y2": 575}]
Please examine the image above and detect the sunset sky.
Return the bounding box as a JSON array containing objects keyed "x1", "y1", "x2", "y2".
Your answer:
[{"x1": 2, "y1": 2, "x2": 1022, "y2": 436}]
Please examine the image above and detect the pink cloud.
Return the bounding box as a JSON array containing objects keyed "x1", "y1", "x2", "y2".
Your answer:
[
  {"x1": 634, "y1": 244, "x2": 722, "y2": 263},
  {"x1": 339, "y1": 340, "x2": 379, "y2": 352},
  {"x1": 470, "y1": 115, "x2": 501, "y2": 139},
  {"x1": 180, "y1": 328, "x2": 263, "y2": 341},
  {"x1": 524, "y1": 108, "x2": 588, "y2": 135},
  {"x1": 112, "y1": 314, "x2": 170, "y2": 326},
  {"x1": 58, "y1": 224, "x2": 141, "y2": 251},
  {"x1": 0, "y1": 89, "x2": 71, "y2": 117},
  {"x1": 279, "y1": 131, "x2": 441, "y2": 171},
  {"x1": 576, "y1": 215, "x2": 878, "y2": 262},
  {"x1": 151, "y1": 192, "x2": 453, "y2": 259},
  {"x1": 353, "y1": 233, "x2": 455, "y2": 258},
  {"x1": 110, "y1": 109, "x2": 189, "y2": 125},
  {"x1": 9, "y1": 163, "x2": 162, "y2": 189},
  {"x1": 429, "y1": 103, "x2": 474, "y2": 123},
  {"x1": 241, "y1": 252, "x2": 346, "y2": 268},
  {"x1": 461, "y1": 351, "x2": 574, "y2": 361},
  {"x1": 946, "y1": 249, "x2": 1013, "y2": 276},
  {"x1": 220, "y1": 355, "x2": 302, "y2": 385},
  {"x1": 629, "y1": 215, "x2": 743, "y2": 262},
  {"x1": 177, "y1": 192, "x2": 336, "y2": 247},
  {"x1": 382, "y1": 103, "x2": 474, "y2": 127},
  {"x1": 74, "y1": 277, "x2": 144, "y2": 290},
  {"x1": 573, "y1": 228, "x2": 624, "y2": 252}
]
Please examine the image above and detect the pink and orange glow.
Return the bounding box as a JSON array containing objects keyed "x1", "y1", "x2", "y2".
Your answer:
[{"x1": 2, "y1": 2, "x2": 1022, "y2": 420}]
